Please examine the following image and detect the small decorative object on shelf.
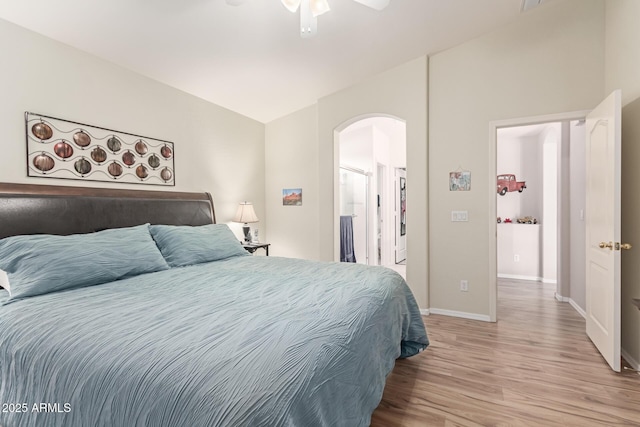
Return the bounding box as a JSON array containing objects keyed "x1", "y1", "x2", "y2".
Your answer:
[
  {"x1": 497, "y1": 217, "x2": 502, "y2": 223},
  {"x1": 504, "y1": 218, "x2": 512, "y2": 223},
  {"x1": 517, "y1": 216, "x2": 538, "y2": 224}
]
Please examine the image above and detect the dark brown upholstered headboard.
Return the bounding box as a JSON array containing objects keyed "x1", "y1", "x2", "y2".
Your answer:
[{"x1": 0, "y1": 183, "x2": 216, "y2": 239}]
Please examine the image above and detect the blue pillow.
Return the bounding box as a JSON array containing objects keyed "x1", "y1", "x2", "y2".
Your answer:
[
  {"x1": 149, "y1": 224, "x2": 248, "y2": 267},
  {"x1": 0, "y1": 224, "x2": 169, "y2": 302}
]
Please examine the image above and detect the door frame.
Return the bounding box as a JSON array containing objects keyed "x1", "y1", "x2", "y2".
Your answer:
[{"x1": 488, "y1": 110, "x2": 591, "y2": 322}]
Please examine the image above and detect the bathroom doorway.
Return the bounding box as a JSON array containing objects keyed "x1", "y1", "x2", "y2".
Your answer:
[{"x1": 335, "y1": 116, "x2": 407, "y2": 275}]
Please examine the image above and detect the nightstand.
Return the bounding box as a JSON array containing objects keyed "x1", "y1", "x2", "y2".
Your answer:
[{"x1": 242, "y1": 243, "x2": 270, "y2": 256}]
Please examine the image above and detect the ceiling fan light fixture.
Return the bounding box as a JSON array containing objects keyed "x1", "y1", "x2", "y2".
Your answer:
[
  {"x1": 309, "y1": 0, "x2": 331, "y2": 17},
  {"x1": 299, "y1": 0, "x2": 318, "y2": 38},
  {"x1": 281, "y1": 0, "x2": 302, "y2": 13}
]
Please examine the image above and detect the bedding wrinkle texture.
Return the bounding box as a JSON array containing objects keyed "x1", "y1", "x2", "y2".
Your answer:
[
  {"x1": 0, "y1": 256, "x2": 428, "y2": 427},
  {"x1": 0, "y1": 224, "x2": 169, "y2": 302},
  {"x1": 149, "y1": 224, "x2": 248, "y2": 267}
]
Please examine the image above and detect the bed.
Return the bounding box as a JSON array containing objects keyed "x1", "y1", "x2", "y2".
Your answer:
[{"x1": 0, "y1": 183, "x2": 428, "y2": 427}]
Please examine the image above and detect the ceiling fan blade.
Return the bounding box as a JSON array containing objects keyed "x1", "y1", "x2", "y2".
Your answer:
[
  {"x1": 226, "y1": 0, "x2": 245, "y2": 5},
  {"x1": 281, "y1": 0, "x2": 301, "y2": 13},
  {"x1": 352, "y1": 0, "x2": 390, "y2": 11}
]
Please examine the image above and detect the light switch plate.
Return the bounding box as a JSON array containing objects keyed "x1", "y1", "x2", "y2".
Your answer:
[{"x1": 451, "y1": 211, "x2": 469, "y2": 222}]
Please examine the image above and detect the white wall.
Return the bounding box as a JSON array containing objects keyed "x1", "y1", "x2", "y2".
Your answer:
[
  {"x1": 605, "y1": 0, "x2": 640, "y2": 369},
  {"x1": 340, "y1": 126, "x2": 374, "y2": 171},
  {"x1": 428, "y1": 0, "x2": 605, "y2": 318},
  {"x1": 264, "y1": 105, "x2": 319, "y2": 260},
  {"x1": 0, "y1": 18, "x2": 265, "y2": 236},
  {"x1": 496, "y1": 134, "x2": 542, "y2": 221},
  {"x1": 605, "y1": 0, "x2": 640, "y2": 107}
]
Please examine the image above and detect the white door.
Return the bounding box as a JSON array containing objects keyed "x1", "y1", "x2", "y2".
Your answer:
[
  {"x1": 585, "y1": 90, "x2": 622, "y2": 372},
  {"x1": 395, "y1": 168, "x2": 407, "y2": 263}
]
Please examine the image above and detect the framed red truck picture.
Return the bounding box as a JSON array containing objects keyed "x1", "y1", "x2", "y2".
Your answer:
[{"x1": 497, "y1": 174, "x2": 526, "y2": 195}]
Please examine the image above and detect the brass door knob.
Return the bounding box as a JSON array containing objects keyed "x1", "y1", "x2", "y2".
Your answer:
[
  {"x1": 620, "y1": 243, "x2": 632, "y2": 250},
  {"x1": 599, "y1": 242, "x2": 613, "y2": 250}
]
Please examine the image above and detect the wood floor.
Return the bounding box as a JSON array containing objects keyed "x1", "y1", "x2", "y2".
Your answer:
[{"x1": 371, "y1": 279, "x2": 640, "y2": 426}]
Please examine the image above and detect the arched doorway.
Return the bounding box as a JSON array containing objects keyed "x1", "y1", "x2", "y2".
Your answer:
[{"x1": 334, "y1": 115, "x2": 407, "y2": 276}]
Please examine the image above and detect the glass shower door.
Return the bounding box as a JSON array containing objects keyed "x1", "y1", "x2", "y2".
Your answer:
[{"x1": 340, "y1": 167, "x2": 369, "y2": 265}]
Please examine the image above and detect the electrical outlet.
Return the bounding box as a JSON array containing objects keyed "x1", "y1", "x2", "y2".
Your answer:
[
  {"x1": 460, "y1": 280, "x2": 468, "y2": 292},
  {"x1": 514, "y1": 254, "x2": 520, "y2": 262}
]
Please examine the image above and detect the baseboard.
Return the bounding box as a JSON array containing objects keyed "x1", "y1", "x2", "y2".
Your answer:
[
  {"x1": 554, "y1": 294, "x2": 587, "y2": 318},
  {"x1": 419, "y1": 308, "x2": 430, "y2": 316},
  {"x1": 497, "y1": 274, "x2": 557, "y2": 285},
  {"x1": 429, "y1": 308, "x2": 491, "y2": 322},
  {"x1": 498, "y1": 274, "x2": 542, "y2": 282},
  {"x1": 621, "y1": 348, "x2": 640, "y2": 371},
  {"x1": 554, "y1": 293, "x2": 569, "y2": 302},
  {"x1": 568, "y1": 298, "x2": 586, "y2": 319}
]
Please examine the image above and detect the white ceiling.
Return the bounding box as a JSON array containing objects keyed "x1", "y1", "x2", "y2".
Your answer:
[{"x1": 0, "y1": 0, "x2": 550, "y2": 123}]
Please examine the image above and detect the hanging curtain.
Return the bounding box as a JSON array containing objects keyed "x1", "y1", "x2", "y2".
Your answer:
[{"x1": 340, "y1": 215, "x2": 356, "y2": 263}]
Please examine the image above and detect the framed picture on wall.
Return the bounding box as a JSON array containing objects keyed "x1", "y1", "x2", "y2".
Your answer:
[
  {"x1": 283, "y1": 188, "x2": 302, "y2": 206},
  {"x1": 449, "y1": 170, "x2": 471, "y2": 191}
]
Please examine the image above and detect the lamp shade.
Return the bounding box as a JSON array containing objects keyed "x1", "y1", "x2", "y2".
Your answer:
[{"x1": 233, "y1": 202, "x2": 259, "y2": 224}]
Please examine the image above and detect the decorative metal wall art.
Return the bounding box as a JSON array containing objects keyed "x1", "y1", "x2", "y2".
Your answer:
[{"x1": 26, "y1": 112, "x2": 175, "y2": 186}]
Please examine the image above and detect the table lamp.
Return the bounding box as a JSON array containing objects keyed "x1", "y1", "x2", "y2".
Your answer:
[{"x1": 233, "y1": 202, "x2": 259, "y2": 243}]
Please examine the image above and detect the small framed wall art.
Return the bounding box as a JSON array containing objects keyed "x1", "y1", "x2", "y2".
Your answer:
[
  {"x1": 25, "y1": 112, "x2": 175, "y2": 186},
  {"x1": 282, "y1": 188, "x2": 302, "y2": 206},
  {"x1": 449, "y1": 170, "x2": 471, "y2": 191}
]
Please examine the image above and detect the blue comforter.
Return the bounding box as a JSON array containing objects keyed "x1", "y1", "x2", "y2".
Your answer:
[{"x1": 0, "y1": 256, "x2": 428, "y2": 427}]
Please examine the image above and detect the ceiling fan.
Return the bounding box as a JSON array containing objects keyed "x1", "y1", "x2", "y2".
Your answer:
[{"x1": 226, "y1": 0, "x2": 390, "y2": 38}]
